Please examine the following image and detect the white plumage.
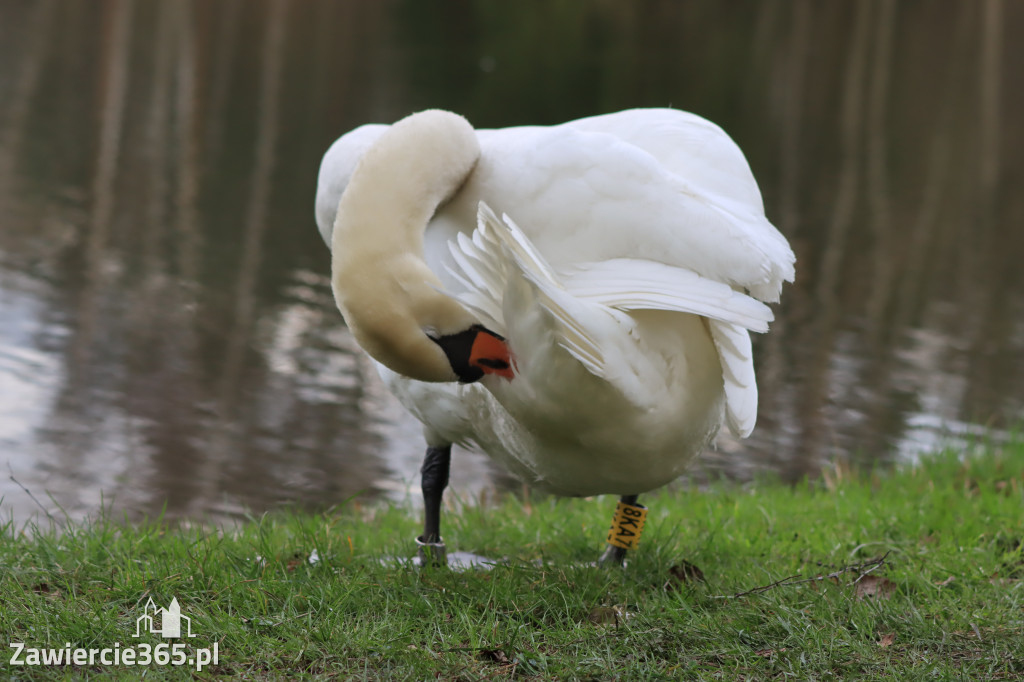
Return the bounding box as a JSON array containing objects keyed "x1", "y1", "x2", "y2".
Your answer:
[{"x1": 316, "y1": 108, "x2": 794, "y2": 498}]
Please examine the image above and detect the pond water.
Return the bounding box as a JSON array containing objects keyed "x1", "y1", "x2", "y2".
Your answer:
[{"x1": 1, "y1": 0, "x2": 1022, "y2": 525}]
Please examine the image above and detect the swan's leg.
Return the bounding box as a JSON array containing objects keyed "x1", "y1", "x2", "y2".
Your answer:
[
  {"x1": 598, "y1": 494, "x2": 646, "y2": 568},
  {"x1": 416, "y1": 444, "x2": 451, "y2": 567}
]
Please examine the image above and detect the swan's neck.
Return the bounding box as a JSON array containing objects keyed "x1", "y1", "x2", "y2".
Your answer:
[{"x1": 331, "y1": 110, "x2": 482, "y2": 382}]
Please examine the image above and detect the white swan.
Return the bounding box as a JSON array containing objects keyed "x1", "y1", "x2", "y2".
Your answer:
[{"x1": 315, "y1": 109, "x2": 794, "y2": 565}]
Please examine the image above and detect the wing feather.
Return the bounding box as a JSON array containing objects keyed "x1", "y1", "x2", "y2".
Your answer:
[{"x1": 562, "y1": 259, "x2": 773, "y2": 333}]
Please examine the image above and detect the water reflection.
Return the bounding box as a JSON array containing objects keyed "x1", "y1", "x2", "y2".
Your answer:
[{"x1": 0, "y1": 0, "x2": 1021, "y2": 525}]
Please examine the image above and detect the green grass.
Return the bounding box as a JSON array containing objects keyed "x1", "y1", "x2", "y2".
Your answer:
[{"x1": 3, "y1": 443, "x2": 1023, "y2": 680}]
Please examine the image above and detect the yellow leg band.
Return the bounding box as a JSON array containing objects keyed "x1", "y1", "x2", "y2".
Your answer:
[{"x1": 605, "y1": 500, "x2": 648, "y2": 550}]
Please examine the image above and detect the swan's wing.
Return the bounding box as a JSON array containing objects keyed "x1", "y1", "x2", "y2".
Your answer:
[
  {"x1": 446, "y1": 203, "x2": 613, "y2": 376},
  {"x1": 561, "y1": 257, "x2": 767, "y2": 438},
  {"x1": 470, "y1": 111, "x2": 794, "y2": 303},
  {"x1": 560, "y1": 258, "x2": 773, "y2": 333},
  {"x1": 449, "y1": 206, "x2": 767, "y2": 437},
  {"x1": 560, "y1": 109, "x2": 795, "y2": 302},
  {"x1": 564, "y1": 108, "x2": 764, "y2": 217}
]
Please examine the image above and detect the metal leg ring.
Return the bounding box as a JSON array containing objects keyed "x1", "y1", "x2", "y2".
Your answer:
[{"x1": 415, "y1": 535, "x2": 448, "y2": 568}]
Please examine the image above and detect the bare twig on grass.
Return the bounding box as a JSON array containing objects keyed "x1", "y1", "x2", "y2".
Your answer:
[
  {"x1": 714, "y1": 551, "x2": 891, "y2": 599},
  {"x1": 719, "y1": 573, "x2": 805, "y2": 599},
  {"x1": 7, "y1": 465, "x2": 59, "y2": 525}
]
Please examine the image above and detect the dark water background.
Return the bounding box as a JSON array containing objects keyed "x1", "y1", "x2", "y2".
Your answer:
[{"x1": 1, "y1": 0, "x2": 1022, "y2": 525}]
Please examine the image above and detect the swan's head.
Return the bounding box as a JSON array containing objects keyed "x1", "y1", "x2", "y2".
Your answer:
[
  {"x1": 429, "y1": 324, "x2": 514, "y2": 383},
  {"x1": 322, "y1": 109, "x2": 514, "y2": 383},
  {"x1": 335, "y1": 260, "x2": 514, "y2": 383}
]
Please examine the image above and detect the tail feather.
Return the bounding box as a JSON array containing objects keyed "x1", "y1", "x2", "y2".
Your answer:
[{"x1": 707, "y1": 320, "x2": 758, "y2": 437}]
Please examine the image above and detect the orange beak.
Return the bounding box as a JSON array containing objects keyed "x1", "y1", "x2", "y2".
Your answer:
[{"x1": 469, "y1": 330, "x2": 515, "y2": 380}]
